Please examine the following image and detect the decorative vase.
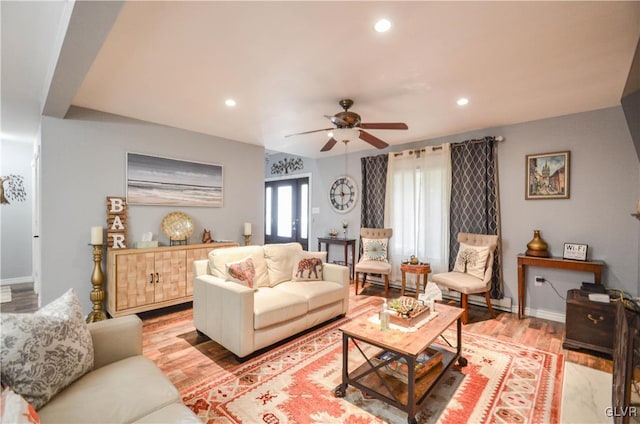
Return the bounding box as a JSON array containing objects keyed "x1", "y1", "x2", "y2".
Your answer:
[{"x1": 526, "y1": 230, "x2": 550, "y2": 257}]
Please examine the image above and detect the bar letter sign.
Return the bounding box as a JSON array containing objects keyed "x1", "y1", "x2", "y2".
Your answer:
[{"x1": 106, "y1": 196, "x2": 127, "y2": 249}]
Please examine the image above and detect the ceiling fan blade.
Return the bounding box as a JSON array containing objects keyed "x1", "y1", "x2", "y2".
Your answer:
[
  {"x1": 285, "y1": 127, "x2": 335, "y2": 138},
  {"x1": 324, "y1": 114, "x2": 347, "y2": 126},
  {"x1": 360, "y1": 122, "x2": 408, "y2": 130},
  {"x1": 358, "y1": 130, "x2": 389, "y2": 149},
  {"x1": 320, "y1": 137, "x2": 338, "y2": 152}
]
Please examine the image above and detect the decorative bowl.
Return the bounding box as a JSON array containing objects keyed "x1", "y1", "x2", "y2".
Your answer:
[{"x1": 161, "y1": 211, "x2": 194, "y2": 240}]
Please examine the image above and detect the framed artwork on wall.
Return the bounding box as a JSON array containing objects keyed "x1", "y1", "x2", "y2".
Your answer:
[
  {"x1": 525, "y1": 151, "x2": 570, "y2": 200},
  {"x1": 126, "y1": 153, "x2": 223, "y2": 207}
]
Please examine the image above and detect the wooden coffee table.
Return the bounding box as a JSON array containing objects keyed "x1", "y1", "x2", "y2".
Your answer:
[{"x1": 334, "y1": 302, "x2": 465, "y2": 424}]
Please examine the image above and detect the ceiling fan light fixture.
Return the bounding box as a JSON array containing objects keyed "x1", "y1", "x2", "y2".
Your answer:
[
  {"x1": 374, "y1": 19, "x2": 392, "y2": 33},
  {"x1": 332, "y1": 128, "x2": 360, "y2": 142}
]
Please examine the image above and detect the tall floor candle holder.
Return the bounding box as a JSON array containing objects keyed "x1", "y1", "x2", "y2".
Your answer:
[{"x1": 86, "y1": 244, "x2": 107, "y2": 323}]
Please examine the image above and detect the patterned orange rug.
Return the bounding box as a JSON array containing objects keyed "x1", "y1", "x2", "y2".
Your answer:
[{"x1": 182, "y1": 308, "x2": 563, "y2": 423}]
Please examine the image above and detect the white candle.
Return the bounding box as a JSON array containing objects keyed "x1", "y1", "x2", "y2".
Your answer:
[
  {"x1": 244, "y1": 222, "x2": 252, "y2": 236},
  {"x1": 91, "y1": 226, "x2": 103, "y2": 245}
]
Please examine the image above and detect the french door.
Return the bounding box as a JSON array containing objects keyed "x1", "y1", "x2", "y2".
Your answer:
[{"x1": 264, "y1": 177, "x2": 309, "y2": 250}]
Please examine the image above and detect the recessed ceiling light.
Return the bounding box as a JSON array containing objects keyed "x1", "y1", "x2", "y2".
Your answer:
[
  {"x1": 374, "y1": 19, "x2": 391, "y2": 33},
  {"x1": 457, "y1": 98, "x2": 469, "y2": 106},
  {"x1": 225, "y1": 99, "x2": 236, "y2": 107}
]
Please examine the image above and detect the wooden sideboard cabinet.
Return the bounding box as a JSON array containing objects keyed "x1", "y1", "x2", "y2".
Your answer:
[{"x1": 106, "y1": 242, "x2": 237, "y2": 317}]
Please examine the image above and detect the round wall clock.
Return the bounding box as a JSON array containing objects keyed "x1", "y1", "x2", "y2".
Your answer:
[{"x1": 329, "y1": 176, "x2": 357, "y2": 213}]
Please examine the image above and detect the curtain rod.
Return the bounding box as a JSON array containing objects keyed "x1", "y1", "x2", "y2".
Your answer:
[{"x1": 431, "y1": 135, "x2": 505, "y2": 151}]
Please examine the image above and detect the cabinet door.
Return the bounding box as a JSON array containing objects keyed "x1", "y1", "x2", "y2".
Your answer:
[
  {"x1": 186, "y1": 247, "x2": 211, "y2": 296},
  {"x1": 154, "y1": 250, "x2": 186, "y2": 302},
  {"x1": 115, "y1": 252, "x2": 155, "y2": 311}
]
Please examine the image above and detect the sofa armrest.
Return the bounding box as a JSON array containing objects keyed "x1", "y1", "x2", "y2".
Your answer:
[
  {"x1": 89, "y1": 315, "x2": 142, "y2": 369},
  {"x1": 322, "y1": 262, "x2": 349, "y2": 287},
  {"x1": 193, "y1": 259, "x2": 209, "y2": 278},
  {"x1": 193, "y1": 275, "x2": 256, "y2": 357}
]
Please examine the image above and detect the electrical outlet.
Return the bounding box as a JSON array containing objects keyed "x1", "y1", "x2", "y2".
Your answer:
[{"x1": 534, "y1": 276, "x2": 545, "y2": 287}]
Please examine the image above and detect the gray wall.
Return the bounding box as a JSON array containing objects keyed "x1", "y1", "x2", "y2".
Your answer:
[
  {"x1": 0, "y1": 139, "x2": 33, "y2": 282},
  {"x1": 40, "y1": 107, "x2": 265, "y2": 310},
  {"x1": 307, "y1": 106, "x2": 639, "y2": 320}
]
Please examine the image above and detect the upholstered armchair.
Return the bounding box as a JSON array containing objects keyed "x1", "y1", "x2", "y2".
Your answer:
[
  {"x1": 354, "y1": 228, "x2": 393, "y2": 297},
  {"x1": 431, "y1": 232, "x2": 498, "y2": 324}
]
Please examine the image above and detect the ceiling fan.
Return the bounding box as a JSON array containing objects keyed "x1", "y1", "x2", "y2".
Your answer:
[{"x1": 285, "y1": 99, "x2": 408, "y2": 152}]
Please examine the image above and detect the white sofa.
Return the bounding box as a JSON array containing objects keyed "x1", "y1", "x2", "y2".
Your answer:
[
  {"x1": 38, "y1": 315, "x2": 199, "y2": 423},
  {"x1": 193, "y1": 243, "x2": 349, "y2": 359}
]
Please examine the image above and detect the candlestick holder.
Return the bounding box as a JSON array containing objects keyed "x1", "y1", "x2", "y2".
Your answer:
[
  {"x1": 86, "y1": 244, "x2": 107, "y2": 323},
  {"x1": 244, "y1": 234, "x2": 251, "y2": 246}
]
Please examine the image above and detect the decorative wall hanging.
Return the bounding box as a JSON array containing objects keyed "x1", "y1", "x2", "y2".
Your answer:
[
  {"x1": 106, "y1": 196, "x2": 128, "y2": 249},
  {"x1": 127, "y1": 153, "x2": 223, "y2": 207},
  {"x1": 526, "y1": 151, "x2": 570, "y2": 199},
  {"x1": 0, "y1": 173, "x2": 26, "y2": 204},
  {"x1": 270, "y1": 157, "x2": 304, "y2": 175}
]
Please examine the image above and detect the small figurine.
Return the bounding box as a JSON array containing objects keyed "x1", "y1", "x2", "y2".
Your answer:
[
  {"x1": 409, "y1": 255, "x2": 419, "y2": 265},
  {"x1": 202, "y1": 229, "x2": 212, "y2": 244}
]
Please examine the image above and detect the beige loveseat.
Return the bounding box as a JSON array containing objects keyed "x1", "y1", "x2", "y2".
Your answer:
[
  {"x1": 38, "y1": 315, "x2": 199, "y2": 423},
  {"x1": 193, "y1": 243, "x2": 349, "y2": 359}
]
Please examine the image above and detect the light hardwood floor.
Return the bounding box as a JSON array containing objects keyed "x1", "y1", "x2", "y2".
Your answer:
[{"x1": 139, "y1": 282, "x2": 612, "y2": 391}]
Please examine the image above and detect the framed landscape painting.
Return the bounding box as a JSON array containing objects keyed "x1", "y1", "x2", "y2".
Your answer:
[
  {"x1": 525, "y1": 151, "x2": 570, "y2": 200},
  {"x1": 126, "y1": 153, "x2": 223, "y2": 207}
]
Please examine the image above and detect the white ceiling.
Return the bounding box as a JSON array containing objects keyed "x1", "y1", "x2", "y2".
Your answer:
[{"x1": 3, "y1": 1, "x2": 640, "y2": 158}]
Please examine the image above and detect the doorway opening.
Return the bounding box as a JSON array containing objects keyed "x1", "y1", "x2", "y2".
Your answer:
[{"x1": 265, "y1": 176, "x2": 309, "y2": 250}]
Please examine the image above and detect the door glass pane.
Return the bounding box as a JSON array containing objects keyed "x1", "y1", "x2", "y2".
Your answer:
[
  {"x1": 300, "y1": 183, "x2": 308, "y2": 239},
  {"x1": 277, "y1": 186, "x2": 292, "y2": 238},
  {"x1": 265, "y1": 187, "x2": 272, "y2": 236}
]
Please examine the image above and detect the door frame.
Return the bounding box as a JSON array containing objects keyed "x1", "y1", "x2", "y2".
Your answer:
[{"x1": 265, "y1": 172, "x2": 313, "y2": 248}]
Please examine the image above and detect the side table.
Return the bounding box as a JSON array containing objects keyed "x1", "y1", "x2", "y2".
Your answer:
[
  {"x1": 400, "y1": 263, "x2": 431, "y2": 298},
  {"x1": 318, "y1": 237, "x2": 356, "y2": 280}
]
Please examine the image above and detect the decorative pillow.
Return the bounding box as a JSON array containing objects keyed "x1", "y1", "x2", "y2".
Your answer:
[
  {"x1": 453, "y1": 242, "x2": 490, "y2": 279},
  {"x1": 291, "y1": 251, "x2": 327, "y2": 281},
  {"x1": 0, "y1": 289, "x2": 94, "y2": 410},
  {"x1": 361, "y1": 238, "x2": 388, "y2": 262},
  {"x1": 0, "y1": 387, "x2": 40, "y2": 423},
  {"x1": 225, "y1": 257, "x2": 256, "y2": 288}
]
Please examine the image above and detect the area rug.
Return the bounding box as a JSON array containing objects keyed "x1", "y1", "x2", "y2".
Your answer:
[{"x1": 182, "y1": 308, "x2": 563, "y2": 423}]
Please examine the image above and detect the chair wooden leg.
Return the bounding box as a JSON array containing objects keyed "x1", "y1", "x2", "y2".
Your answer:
[
  {"x1": 485, "y1": 291, "x2": 497, "y2": 318},
  {"x1": 354, "y1": 272, "x2": 360, "y2": 295},
  {"x1": 384, "y1": 275, "x2": 389, "y2": 298},
  {"x1": 461, "y1": 293, "x2": 469, "y2": 324}
]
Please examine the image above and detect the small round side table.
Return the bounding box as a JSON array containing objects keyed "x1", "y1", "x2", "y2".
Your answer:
[{"x1": 400, "y1": 262, "x2": 431, "y2": 298}]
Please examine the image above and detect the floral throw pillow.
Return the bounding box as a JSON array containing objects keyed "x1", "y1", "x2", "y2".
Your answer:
[
  {"x1": 225, "y1": 257, "x2": 256, "y2": 288},
  {"x1": 291, "y1": 252, "x2": 327, "y2": 281},
  {"x1": 0, "y1": 387, "x2": 40, "y2": 423},
  {"x1": 453, "y1": 242, "x2": 490, "y2": 279},
  {"x1": 0, "y1": 289, "x2": 94, "y2": 410},
  {"x1": 361, "y1": 238, "x2": 388, "y2": 262}
]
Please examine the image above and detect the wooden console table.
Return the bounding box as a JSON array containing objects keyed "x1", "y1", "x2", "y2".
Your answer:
[
  {"x1": 516, "y1": 254, "x2": 605, "y2": 319},
  {"x1": 318, "y1": 237, "x2": 356, "y2": 280}
]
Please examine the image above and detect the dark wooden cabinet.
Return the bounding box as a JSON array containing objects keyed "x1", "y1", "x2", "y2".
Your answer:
[{"x1": 563, "y1": 289, "x2": 616, "y2": 356}]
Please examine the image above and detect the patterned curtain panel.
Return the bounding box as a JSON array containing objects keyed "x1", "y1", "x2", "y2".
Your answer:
[
  {"x1": 449, "y1": 137, "x2": 503, "y2": 299},
  {"x1": 360, "y1": 154, "x2": 388, "y2": 229}
]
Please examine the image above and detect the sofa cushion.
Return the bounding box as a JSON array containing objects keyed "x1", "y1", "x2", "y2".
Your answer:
[
  {"x1": 291, "y1": 251, "x2": 327, "y2": 281},
  {"x1": 264, "y1": 243, "x2": 303, "y2": 286},
  {"x1": 452, "y1": 242, "x2": 489, "y2": 280},
  {"x1": 37, "y1": 356, "x2": 180, "y2": 423},
  {"x1": 276, "y1": 280, "x2": 346, "y2": 311},
  {"x1": 253, "y1": 288, "x2": 308, "y2": 330},
  {"x1": 225, "y1": 257, "x2": 256, "y2": 288},
  {"x1": 209, "y1": 245, "x2": 269, "y2": 288},
  {"x1": 0, "y1": 289, "x2": 94, "y2": 410}
]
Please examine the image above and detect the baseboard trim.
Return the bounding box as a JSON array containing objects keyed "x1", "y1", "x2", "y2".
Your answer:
[
  {"x1": 0, "y1": 276, "x2": 34, "y2": 286},
  {"x1": 522, "y1": 307, "x2": 566, "y2": 323}
]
